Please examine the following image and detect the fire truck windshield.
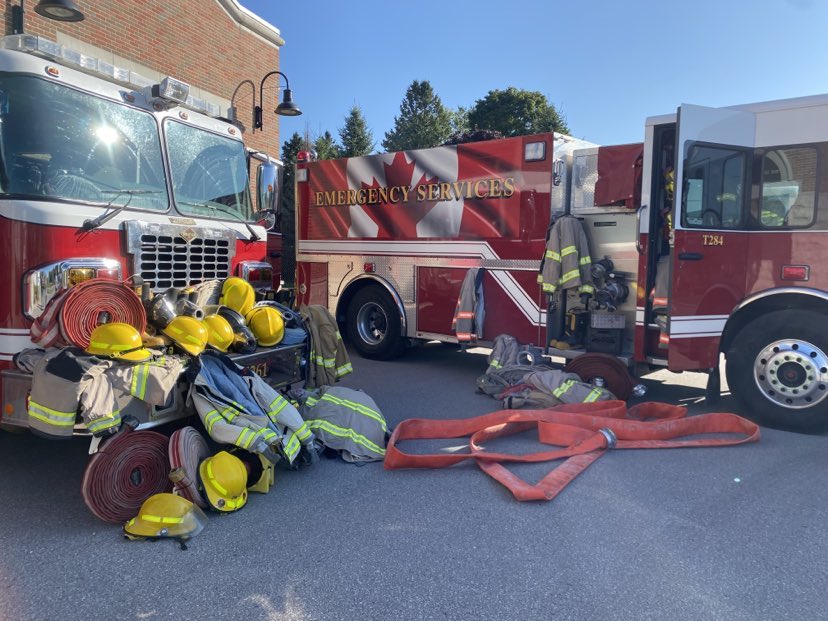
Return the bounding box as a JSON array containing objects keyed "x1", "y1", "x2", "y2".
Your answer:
[
  {"x1": 0, "y1": 75, "x2": 167, "y2": 210},
  {"x1": 165, "y1": 119, "x2": 253, "y2": 221}
]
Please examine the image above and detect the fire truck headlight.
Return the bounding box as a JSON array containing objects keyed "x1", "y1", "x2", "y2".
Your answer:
[
  {"x1": 238, "y1": 261, "x2": 273, "y2": 291},
  {"x1": 23, "y1": 258, "x2": 122, "y2": 321},
  {"x1": 150, "y1": 77, "x2": 190, "y2": 107}
]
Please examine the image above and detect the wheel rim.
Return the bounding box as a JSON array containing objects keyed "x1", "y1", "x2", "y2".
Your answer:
[
  {"x1": 356, "y1": 301, "x2": 388, "y2": 346},
  {"x1": 753, "y1": 339, "x2": 828, "y2": 409}
]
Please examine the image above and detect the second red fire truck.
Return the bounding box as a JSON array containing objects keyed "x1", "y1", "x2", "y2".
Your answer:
[{"x1": 292, "y1": 93, "x2": 828, "y2": 433}]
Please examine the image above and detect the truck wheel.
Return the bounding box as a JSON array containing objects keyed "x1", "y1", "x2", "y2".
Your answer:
[
  {"x1": 346, "y1": 286, "x2": 405, "y2": 360},
  {"x1": 725, "y1": 309, "x2": 828, "y2": 432}
]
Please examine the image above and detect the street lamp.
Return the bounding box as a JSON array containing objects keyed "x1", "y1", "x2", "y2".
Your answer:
[
  {"x1": 253, "y1": 70, "x2": 302, "y2": 130},
  {"x1": 12, "y1": 0, "x2": 85, "y2": 34}
]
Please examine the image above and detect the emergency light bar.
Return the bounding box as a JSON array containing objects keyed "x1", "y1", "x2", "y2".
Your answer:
[{"x1": 0, "y1": 35, "x2": 221, "y2": 118}]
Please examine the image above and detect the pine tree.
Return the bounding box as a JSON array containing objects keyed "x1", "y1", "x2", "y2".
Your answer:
[
  {"x1": 339, "y1": 105, "x2": 375, "y2": 157},
  {"x1": 313, "y1": 130, "x2": 342, "y2": 160},
  {"x1": 382, "y1": 80, "x2": 452, "y2": 152}
]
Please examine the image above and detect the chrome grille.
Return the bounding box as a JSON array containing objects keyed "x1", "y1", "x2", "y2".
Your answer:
[{"x1": 126, "y1": 221, "x2": 237, "y2": 292}]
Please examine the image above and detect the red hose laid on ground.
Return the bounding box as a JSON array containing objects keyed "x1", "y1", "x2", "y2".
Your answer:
[
  {"x1": 60, "y1": 279, "x2": 146, "y2": 349},
  {"x1": 81, "y1": 427, "x2": 172, "y2": 523},
  {"x1": 168, "y1": 426, "x2": 211, "y2": 509},
  {"x1": 385, "y1": 401, "x2": 760, "y2": 502}
]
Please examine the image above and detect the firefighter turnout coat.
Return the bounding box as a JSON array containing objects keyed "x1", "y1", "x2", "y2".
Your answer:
[
  {"x1": 187, "y1": 353, "x2": 314, "y2": 464},
  {"x1": 300, "y1": 304, "x2": 353, "y2": 388},
  {"x1": 297, "y1": 386, "x2": 387, "y2": 462},
  {"x1": 538, "y1": 216, "x2": 595, "y2": 295}
]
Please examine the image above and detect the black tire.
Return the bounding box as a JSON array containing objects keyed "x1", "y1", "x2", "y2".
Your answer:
[
  {"x1": 726, "y1": 309, "x2": 828, "y2": 432},
  {"x1": 345, "y1": 286, "x2": 406, "y2": 360}
]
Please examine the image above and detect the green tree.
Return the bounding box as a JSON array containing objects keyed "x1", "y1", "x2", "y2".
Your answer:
[
  {"x1": 449, "y1": 106, "x2": 470, "y2": 135},
  {"x1": 382, "y1": 80, "x2": 452, "y2": 152},
  {"x1": 313, "y1": 130, "x2": 341, "y2": 160},
  {"x1": 467, "y1": 87, "x2": 570, "y2": 137},
  {"x1": 278, "y1": 131, "x2": 305, "y2": 289},
  {"x1": 339, "y1": 105, "x2": 375, "y2": 157}
]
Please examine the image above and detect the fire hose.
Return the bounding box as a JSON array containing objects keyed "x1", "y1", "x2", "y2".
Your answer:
[
  {"x1": 565, "y1": 353, "x2": 635, "y2": 400},
  {"x1": 168, "y1": 426, "x2": 211, "y2": 509},
  {"x1": 81, "y1": 425, "x2": 172, "y2": 523},
  {"x1": 384, "y1": 401, "x2": 760, "y2": 502},
  {"x1": 60, "y1": 279, "x2": 146, "y2": 348}
]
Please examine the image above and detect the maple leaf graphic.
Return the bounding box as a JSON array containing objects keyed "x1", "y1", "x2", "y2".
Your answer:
[{"x1": 359, "y1": 151, "x2": 439, "y2": 239}]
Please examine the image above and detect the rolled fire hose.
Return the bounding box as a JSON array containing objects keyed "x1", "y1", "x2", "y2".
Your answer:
[
  {"x1": 60, "y1": 279, "x2": 147, "y2": 349},
  {"x1": 168, "y1": 426, "x2": 211, "y2": 509},
  {"x1": 81, "y1": 426, "x2": 172, "y2": 524},
  {"x1": 565, "y1": 353, "x2": 635, "y2": 401}
]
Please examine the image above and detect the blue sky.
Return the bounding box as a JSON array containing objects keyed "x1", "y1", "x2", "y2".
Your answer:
[{"x1": 240, "y1": 0, "x2": 828, "y2": 150}]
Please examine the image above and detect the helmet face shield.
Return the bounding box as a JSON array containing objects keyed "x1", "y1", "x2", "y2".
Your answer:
[{"x1": 123, "y1": 493, "x2": 208, "y2": 541}]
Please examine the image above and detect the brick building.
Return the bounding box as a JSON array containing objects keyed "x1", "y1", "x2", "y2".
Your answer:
[{"x1": 3, "y1": 0, "x2": 285, "y2": 156}]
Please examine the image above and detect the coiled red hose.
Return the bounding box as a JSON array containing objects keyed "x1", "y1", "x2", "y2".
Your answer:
[
  {"x1": 81, "y1": 427, "x2": 172, "y2": 524},
  {"x1": 565, "y1": 353, "x2": 635, "y2": 400},
  {"x1": 60, "y1": 279, "x2": 146, "y2": 349},
  {"x1": 168, "y1": 426, "x2": 211, "y2": 509}
]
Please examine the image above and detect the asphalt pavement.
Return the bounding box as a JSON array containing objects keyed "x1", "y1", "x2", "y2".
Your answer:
[{"x1": 0, "y1": 342, "x2": 826, "y2": 621}]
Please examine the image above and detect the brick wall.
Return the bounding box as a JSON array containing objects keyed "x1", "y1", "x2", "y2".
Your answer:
[{"x1": 4, "y1": 0, "x2": 281, "y2": 156}]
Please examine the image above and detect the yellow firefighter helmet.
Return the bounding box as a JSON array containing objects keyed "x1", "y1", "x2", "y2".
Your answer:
[
  {"x1": 86, "y1": 322, "x2": 153, "y2": 362},
  {"x1": 199, "y1": 451, "x2": 249, "y2": 512},
  {"x1": 220, "y1": 277, "x2": 255, "y2": 317},
  {"x1": 162, "y1": 315, "x2": 209, "y2": 356},
  {"x1": 244, "y1": 306, "x2": 284, "y2": 347},
  {"x1": 123, "y1": 493, "x2": 208, "y2": 541},
  {"x1": 202, "y1": 314, "x2": 235, "y2": 353}
]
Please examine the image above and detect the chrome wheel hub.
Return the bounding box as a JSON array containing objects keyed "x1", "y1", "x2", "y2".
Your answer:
[
  {"x1": 356, "y1": 302, "x2": 388, "y2": 346},
  {"x1": 753, "y1": 339, "x2": 828, "y2": 409}
]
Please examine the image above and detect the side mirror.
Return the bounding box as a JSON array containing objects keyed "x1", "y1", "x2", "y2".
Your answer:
[
  {"x1": 257, "y1": 209, "x2": 277, "y2": 231},
  {"x1": 256, "y1": 160, "x2": 282, "y2": 217}
]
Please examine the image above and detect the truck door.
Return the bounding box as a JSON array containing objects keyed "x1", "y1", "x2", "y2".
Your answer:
[{"x1": 668, "y1": 104, "x2": 755, "y2": 370}]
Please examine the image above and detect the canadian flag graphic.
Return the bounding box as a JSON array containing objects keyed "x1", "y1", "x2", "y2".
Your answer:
[{"x1": 346, "y1": 146, "x2": 461, "y2": 239}]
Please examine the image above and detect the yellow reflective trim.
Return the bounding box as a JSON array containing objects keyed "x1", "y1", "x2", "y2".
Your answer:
[
  {"x1": 490, "y1": 360, "x2": 502, "y2": 369},
  {"x1": 141, "y1": 515, "x2": 184, "y2": 524},
  {"x1": 131, "y1": 364, "x2": 149, "y2": 400},
  {"x1": 542, "y1": 283, "x2": 556, "y2": 293},
  {"x1": 28, "y1": 409, "x2": 75, "y2": 428},
  {"x1": 319, "y1": 393, "x2": 386, "y2": 430},
  {"x1": 28, "y1": 400, "x2": 75, "y2": 419},
  {"x1": 284, "y1": 434, "x2": 300, "y2": 459},
  {"x1": 307, "y1": 419, "x2": 386, "y2": 456},
  {"x1": 237, "y1": 427, "x2": 255, "y2": 449},
  {"x1": 295, "y1": 422, "x2": 312, "y2": 441},
  {"x1": 560, "y1": 245, "x2": 577, "y2": 257},
  {"x1": 269, "y1": 397, "x2": 288, "y2": 417},
  {"x1": 86, "y1": 415, "x2": 121, "y2": 433},
  {"x1": 545, "y1": 250, "x2": 561, "y2": 261},
  {"x1": 579, "y1": 256, "x2": 592, "y2": 265},
  {"x1": 314, "y1": 355, "x2": 336, "y2": 369},
  {"x1": 559, "y1": 269, "x2": 580, "y2": 284},
  {"x1": 335, "y1": 363, "x2": 353, "y2": 376},
  {"x1": 584, "y1": 389, "x2": 602, "y2": 403},
  {"x1": 204, "y1": 410, "x2": 222, "y2": 434},
  {"x1": 206, "y1": 461, "x2": 229, "y2": 496}
]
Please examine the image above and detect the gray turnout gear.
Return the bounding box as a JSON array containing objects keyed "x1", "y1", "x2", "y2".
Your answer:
[
  {"x1": 300, "y1": 304, "x2": 353, "y2": 388},
  {"x1": 524, "y1": 369, "x2": 615, "y2": 403},
  {"x1": 24, "y1": 347, "x2": 120, "y2": 438},
  {"x1": 538, "y1": 216, "x2": 594, "y2": 295},
  {"x1": 187, "y1": 354, "x2": 314, "y2": 464},
  {"x1": 105, "y1": 355, "x2": 186, "y2": 406},
  {"x1": 297, "y1": 386, "x2": 387, "y2": 462},
  {"x1": 486, "y1": 334, "x2": 519, "y2": 374},
  {"x1": 452, "y1": 268, "x2": 485, "y2": 342}
]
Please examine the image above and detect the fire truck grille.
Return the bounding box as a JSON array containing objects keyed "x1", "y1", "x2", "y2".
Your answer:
[{"x1": 126, "y1": 222, "x2": 237, "y2": 292}]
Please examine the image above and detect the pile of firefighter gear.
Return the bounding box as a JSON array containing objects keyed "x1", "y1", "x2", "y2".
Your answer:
[
  {"x1": 384, "y1": 400, "x2": 760, "y2": 502},
  {"x1": 14, "y1": 274, "x2": 389, "y2": 540},
  {"x1": 477, "y1": 334, "x2": 631, "y2": 408}
]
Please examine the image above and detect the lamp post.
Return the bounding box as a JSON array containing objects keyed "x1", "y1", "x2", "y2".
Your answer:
[
  {"x1": 12, "y1": 0, "x2": 85, "y2": 34},
  {"x1": 253, "y1": 70, "x2": 302, "y2": 131}
]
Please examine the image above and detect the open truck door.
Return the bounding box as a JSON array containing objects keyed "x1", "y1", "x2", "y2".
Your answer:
[{"x1": 667, "y1": 104, "x2": 755, "y2": 370}]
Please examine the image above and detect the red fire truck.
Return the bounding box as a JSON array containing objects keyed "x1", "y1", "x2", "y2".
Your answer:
[
  {"x1": 0, "y1": 34, "x2": 303, "y2": 435},
  {"x1": 294, "y1": 93, "x2": 828, "y2": 432}
]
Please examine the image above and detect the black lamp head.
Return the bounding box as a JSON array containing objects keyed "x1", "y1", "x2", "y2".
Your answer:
[
  {"x1": 34, "y1": 0, "x2": 85, "y2": 22},
  {"x1": 275, "y1": 88, "x2": 302, "y2": 117}
]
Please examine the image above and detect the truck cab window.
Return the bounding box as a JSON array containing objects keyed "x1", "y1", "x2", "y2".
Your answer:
[
  {"x1": 0, "y1": 75, "x2": 167, "y2": 210},
  {"x1": 681, "y1": 144, "x2": 747, "y2": 229},
  {"x1": 165, "y1": 120, "x2": 253, "y2": 221},
  {"x1": 760, "y1": 147, "x2": 817, "y2": 228}
]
